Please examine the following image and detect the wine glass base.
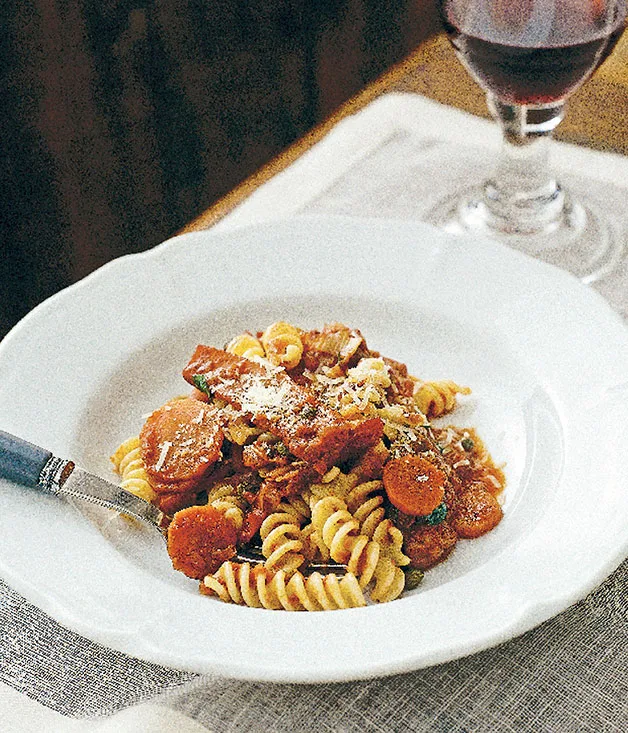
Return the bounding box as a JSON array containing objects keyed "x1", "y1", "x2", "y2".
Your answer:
[{"x1": 426, "y1": 185, "x2": 624, "y2": 284}]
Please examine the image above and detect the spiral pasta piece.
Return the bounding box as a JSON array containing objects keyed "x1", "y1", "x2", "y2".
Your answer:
[
  {"x1": 345, "y1": 480, "x2": 386, "y2": 538},
  {"x1": 225, "y1": 332, "x2": 265, "y2": 360},
  {"x1": 369, "y1": 519, "x2": 410, "y2": 603},
  {"x1": 202, "y1": 562, "x2": 366, "y2": 610},
  {"x1": 310, "y1": 496, "x2": 380, "y2": 588},
  {"x1": 259, "y1": 511, "x2": 305, "y2": 575},
  {"x1": 110, "y1": 436, "x2": 156, "y2": 503},
  {"x1": 370, "y1": 557, "x2": 407, "y2": 604},
  {"x1": 413, "y1": 380, "x2": 471, "y2": 419},
  {"x1": 300, "y1": 521, "x2": 331, "y2": 563},
  {"x1": 304, "y1": 469, "x2": 358, "y2": 508},
  {"x1": 206, "y1": 483, "x2": 247, "y2": 531},
  {"x1": 373, "y1": 519, "x2": 411, "y2": 569},
  {"x1": 302, "y1": 473, "x2": 365, "y2": 562},
  {"x1": 260, "y1": 321, "x2": 303, "y2": 369},
  {"x1": 274, "y1": 495, "x2": 311, "y2": 524}
]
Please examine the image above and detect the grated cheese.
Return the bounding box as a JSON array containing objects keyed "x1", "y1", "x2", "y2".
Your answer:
[
  {"x1": 155, "y1": 441, "x2": 172, "y2": 472},
  {"x1": 238, "y1": 375, "x2": 297, "y2": 417},
  {"x1": 191, "y1": 409, "x2": 205, "y2": 424}
]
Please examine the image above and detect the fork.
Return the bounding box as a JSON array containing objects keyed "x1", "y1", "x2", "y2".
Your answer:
[{"x1": 0, "y1": 430, "x2": 345, "y2": 572}]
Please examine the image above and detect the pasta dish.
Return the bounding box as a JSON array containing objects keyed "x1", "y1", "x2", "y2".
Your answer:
[{"x1": 111, "y1": 322, "x2": 505, "y2": 611}]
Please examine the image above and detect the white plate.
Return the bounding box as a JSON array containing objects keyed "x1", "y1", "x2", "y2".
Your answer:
[{"x1": 1, "y1": 215, "x2": 627, "y2": 683}]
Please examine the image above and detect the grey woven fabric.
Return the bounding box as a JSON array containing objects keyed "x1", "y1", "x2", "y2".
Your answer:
[
  {"x1": 1, "y1": 560, "x2": 626, "y2": 730},
  {"x1": 0, "y1": 579, "x2": 194, "y2": 716}
]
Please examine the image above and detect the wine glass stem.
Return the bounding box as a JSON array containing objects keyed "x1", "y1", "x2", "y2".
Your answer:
[{"x1": 482, "y1": 94, "x2": 569, "y2": 234}]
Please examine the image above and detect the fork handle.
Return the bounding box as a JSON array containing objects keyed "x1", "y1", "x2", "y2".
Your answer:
[{"x1": 0, "y1": 430, "x2": 53, "y2": 488}]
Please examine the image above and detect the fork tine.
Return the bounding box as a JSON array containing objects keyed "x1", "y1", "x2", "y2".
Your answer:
[{"x1": 235, "y1": 544, "x2": 347, "y2": 575}]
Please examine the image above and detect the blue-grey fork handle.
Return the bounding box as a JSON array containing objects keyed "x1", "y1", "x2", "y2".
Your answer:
[
  {"x1": 0, "y1": 429, "x2": 166, "y2": 531},
  {"x1": 0, "y1": 429, "x2": 55, "y2": 488}
]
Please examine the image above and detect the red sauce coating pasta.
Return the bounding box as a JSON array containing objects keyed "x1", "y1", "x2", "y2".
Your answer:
[{"x1": 182, "y1": 345, "x2": 383, "y2": 474}]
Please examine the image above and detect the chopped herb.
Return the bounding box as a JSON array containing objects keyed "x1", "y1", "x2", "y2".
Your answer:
[
  {"x1": 267, "y1": 440, "x2": 289, "y2": 458},
  {"x1": 404, "y1": 568, "x2": 425, "y2": 591},
  {"x1": 424, "y1": 502, "x2": 447, "y2": 526},
  {"x1": 191, "y1": 374, "x2": 212, "y2": 396},
  {"x1": 461, "y1": 437, "x2": 474, "y2": 452},
  {"x1": 300, "y1": 405, "x2": 318, "y2": 420}
]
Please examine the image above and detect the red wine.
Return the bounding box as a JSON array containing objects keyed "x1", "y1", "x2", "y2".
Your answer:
[{"x1": 440, "y1": 1, "x2": 626, "y2": 105}]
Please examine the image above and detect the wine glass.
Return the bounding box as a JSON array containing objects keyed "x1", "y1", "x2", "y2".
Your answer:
[{"x1": 426, "y1": 0, "x2": 627, "y2": 283}]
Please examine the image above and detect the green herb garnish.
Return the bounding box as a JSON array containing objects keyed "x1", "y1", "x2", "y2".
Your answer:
[
  {"x1": 191, "y1": 374, "x2": 212, "y2": 396},
  {"x1": 423, "y1": 502, "x2": 447, "y2": 526}
]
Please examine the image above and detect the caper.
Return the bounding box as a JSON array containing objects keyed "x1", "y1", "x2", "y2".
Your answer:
[
  {"x1": 404, "y1": 568, "x2": 425, "y2": 591},
  {"x1": 461, "y1": 437, "x2": 474, "y2": 452},
  {"x1": 301, "y1": 405, "x2": 318, "y2": 420}
]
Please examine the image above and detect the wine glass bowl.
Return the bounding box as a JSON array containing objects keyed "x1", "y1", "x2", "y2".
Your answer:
[{"x1": 427, "y1": 0, "x2": 627, "y2": 283}]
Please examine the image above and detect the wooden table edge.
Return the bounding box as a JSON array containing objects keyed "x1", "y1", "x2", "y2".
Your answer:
[
  {"x1": 180, "y1": 31, "x2": 628, "y2": 235},
  {"x1": 179, "y1": 45, "x2": 436, "y2": 235}
]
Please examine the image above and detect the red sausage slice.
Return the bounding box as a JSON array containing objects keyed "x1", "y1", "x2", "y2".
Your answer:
[
  {"x1": 140, "y1": 397, "x2": 224, "y2": 488},
  {"x1": 167, "y1": 504, "x2": 237, "y2": 579}
]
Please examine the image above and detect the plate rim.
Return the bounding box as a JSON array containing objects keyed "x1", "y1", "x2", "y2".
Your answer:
[{"x1": 1, "y1": 214, "x2": 627, "y2": 682}]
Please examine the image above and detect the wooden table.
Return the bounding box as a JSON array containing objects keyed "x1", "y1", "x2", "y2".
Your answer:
[{"x1": 183, "y1": 31, "x2": 628, "y2": 234}]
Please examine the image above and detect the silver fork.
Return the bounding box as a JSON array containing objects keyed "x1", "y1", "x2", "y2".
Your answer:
[
  {"x1": 0, "y1": 430, "x2": 345, "y2": 573},
  {"x1": 0, "y1": 429, "x2": 171, "y2": 531}
]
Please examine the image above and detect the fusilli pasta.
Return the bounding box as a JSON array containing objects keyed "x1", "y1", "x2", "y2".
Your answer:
[
  {"x1": 206, "y1": 482, "x2": 248, "y2": 531},
  {"x1": 345, "y1": 479, "x2": 386, "y2": 538},
  {"x1": 110, "y1": 436, "x2": 156, "y2": 503},
  {"x1": 225, "y1": 332, "x2": 265, "y2": 360},
  {"x1": 413, "y1": 380, "x2": 471, "y2": 419},
  {"x1": 370, "y1": 520, "x2": 410, "y2": 603},
  {"x1": 260, "y1": 321, "x2": 303, "y2": 369},
  {"x1": 260, "y1": 511, "x2": 305, "y2": 575},
  {"x1": 202, "y1": 562, "x2": 366, "y2": 611},
  {"x1": 310, "y1": 495, "x2": 380, "y2": 588}
]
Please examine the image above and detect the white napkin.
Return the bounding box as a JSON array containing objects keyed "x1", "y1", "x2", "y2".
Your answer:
[
  {"x1": 214, "y1": 92, "x2": 628, "y2": 319},
  {"x1": 214, "y1": 93, "x2": 628, "y2": 234},
  {"x1": 0, "y1": 681, "x2": 211, "y2": 733}
]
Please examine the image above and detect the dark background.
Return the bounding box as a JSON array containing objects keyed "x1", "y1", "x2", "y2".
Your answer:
[{"x1": 0, "y1": 0, "x2": 439, "y2": 339}]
